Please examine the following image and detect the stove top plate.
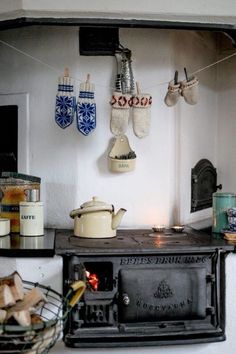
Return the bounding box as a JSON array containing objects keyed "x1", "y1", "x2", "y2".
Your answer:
[{"x1": 55, "y1": 228, "x2": 235, "y2": 255}]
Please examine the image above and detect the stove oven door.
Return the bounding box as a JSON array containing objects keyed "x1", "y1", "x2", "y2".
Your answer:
[{"x1": 119, "y1": 267, "x2": 207, "y2": 322}]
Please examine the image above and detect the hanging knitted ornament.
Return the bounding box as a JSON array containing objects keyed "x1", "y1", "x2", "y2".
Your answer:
[
  {"x1": 55, "y1": 68, "x2": 76, "y2": 129},
  {"x1": 132, "y1": 82, "x2": 152, "y2": 138},
  {"x1": 181, "y1": 76, "x2": 199, "y2": 105},
  {"x1": 181, "y1": 68, "x2": 199, "y2": 105},
  {"x1": 110, "y1": 92, "x2": 132, "y2": 136},
  {"x1": 76, "y1": 74, "x2": 96, "y2": 136},
  {"x1": 164, "y1": 71, "x2": 181, "y2": 107}
]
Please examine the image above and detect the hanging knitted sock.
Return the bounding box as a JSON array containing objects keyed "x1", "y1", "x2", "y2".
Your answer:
[
  {"x1": 55, "y1": 68, "x2": 76, "y2": 129},
  {"x1": 77, "y1": 74, "x2": 96, "y2": 136},
  {"x1": 110, "y1": 92, "x2": 132, "y2": 136},
  {"x1": 132, "y1": 82, "x2": 152, "y2": 138}
]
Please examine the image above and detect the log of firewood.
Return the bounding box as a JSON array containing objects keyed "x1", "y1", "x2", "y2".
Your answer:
[
  {"x1": 12, "y1": 309, "x2": 31, "y2": 327},
  {"x1": 31, "y1": 313, "x2": 44, "y2": 325},
  {"x1": 0, "y1": 309, "x2": 7, "y2": 323},
  {"x1": 0, "y1": 271, "x2": 24, "y2": 301},
  {"x1": 0, "y1": 284, "x2": 15, "y2": 308},
  {"x1": 6, "y1": 287, "x2": 47, "y2": 322}
]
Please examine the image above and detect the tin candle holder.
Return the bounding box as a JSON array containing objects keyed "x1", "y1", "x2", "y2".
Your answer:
[
  {"x1": 152, "y1": 225, "x2": 165, "y2": 233},
  {"x1": 171, "y1": 225, "x2": 185, "y2": 233}
]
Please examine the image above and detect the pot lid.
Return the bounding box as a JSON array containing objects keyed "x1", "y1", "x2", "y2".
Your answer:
[{"x1": 70, "y1": 197, "x2": 113, "y2": 218}]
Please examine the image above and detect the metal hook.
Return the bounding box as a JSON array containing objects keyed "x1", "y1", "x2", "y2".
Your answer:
[{"x1": 115, "y1": 43, "x2": 132, "y2": 60}]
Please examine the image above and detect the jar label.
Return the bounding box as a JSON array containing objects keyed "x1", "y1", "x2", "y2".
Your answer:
[{"x1": 1, "y1": 204, "x2": 19, "y2": 212}]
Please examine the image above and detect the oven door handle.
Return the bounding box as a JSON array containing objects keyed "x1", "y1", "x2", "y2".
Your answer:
[{"x1": 122, "y1": 293, "x2": 130, "y2": 306}]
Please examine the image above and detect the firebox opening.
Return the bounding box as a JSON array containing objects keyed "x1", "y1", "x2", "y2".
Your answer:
[{"x1": 84, "y1": 262, "x2": 113, "y2": 291}]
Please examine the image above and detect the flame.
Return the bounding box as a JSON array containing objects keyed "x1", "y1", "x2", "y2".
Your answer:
[{"x1": 86, "y1": 270, "x2": 99, "y2": 291}]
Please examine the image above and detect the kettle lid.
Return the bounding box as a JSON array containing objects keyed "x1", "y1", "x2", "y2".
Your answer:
[
  {"x1": 81, "y1": 196, "x2": 112, "y2": 210},
  {"x1": 70, "y1": 197, "x2": 114, "y2": 218}
]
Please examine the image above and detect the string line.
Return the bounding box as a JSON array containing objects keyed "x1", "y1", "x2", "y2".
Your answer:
[
  {"x1": 0, "y1": 39, "x2": 60, "y2": 75},
  {"x1": 1, "y1": 38, "x2": 236, "y2": 91},
  {"x1": 143, "y1": 51, "x2": 236, "y2": 90},
  {"x1": 191, "y1": 51, "x2": 236, "y2": 75}
]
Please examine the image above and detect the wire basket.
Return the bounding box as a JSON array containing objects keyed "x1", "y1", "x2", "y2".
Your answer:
[{"x1": 0, "y1": 279, "x2": 85, "y2": 354}]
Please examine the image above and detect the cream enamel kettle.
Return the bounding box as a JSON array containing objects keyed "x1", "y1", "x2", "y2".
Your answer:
[{"x1": 70, "y1": 196, "x2": 126, "y2": 238}]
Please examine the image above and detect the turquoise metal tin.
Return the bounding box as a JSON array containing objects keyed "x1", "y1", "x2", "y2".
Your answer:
[{"x1": 212, "y1": 192, "x2": 236, "y2": 233}]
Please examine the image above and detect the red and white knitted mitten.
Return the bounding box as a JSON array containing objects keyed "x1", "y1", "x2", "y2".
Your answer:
[
  {"x1": 132, "y1": 93, "x2": 152, "y2": 138},
  {"x1": 110, "y1": 92, "x2": 132, "y2": 136}
]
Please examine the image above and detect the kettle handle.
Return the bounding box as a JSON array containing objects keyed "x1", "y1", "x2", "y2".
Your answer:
[
  {"x1": 70, "y1": 208, "x2": 81, "y2": 218},
  {"x1": 70, "y1": 206, "x2": 113, "y2": 218}
]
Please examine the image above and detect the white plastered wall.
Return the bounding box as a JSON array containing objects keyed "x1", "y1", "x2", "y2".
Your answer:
[{"x1": 0, "y1": 26, "x2": 218, "y2": 228}]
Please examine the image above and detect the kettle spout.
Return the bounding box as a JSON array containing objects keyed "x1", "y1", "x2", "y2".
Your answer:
[{"x1": 112, "y1": 208, "x2": 127, "y2": 230}]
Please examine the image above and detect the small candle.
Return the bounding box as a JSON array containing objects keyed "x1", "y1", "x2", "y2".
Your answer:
[
  {"x1": 152, "y1": 225, "x2": 165, "y2": 233},
  {"x1": 171, "y1": 225, "x2": 185, "y2": 233}
]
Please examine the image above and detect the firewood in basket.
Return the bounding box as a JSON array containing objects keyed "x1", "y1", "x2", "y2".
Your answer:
[
  {"x1": 0, "y1": 271, "x2": 24, "y2": 301},
  {"x1": 31, "y1": 313, "x2": 44, "y2": 325},
  {"x1": 12, "y1": 309, "x2": 31, "y2": 326},
  {"x1": 27, "y1": 324, "x2": 61, "y2": 354},
  {"x1": 0, "y1": 309, "x2": 7, "y2": 323},
  {"x1": 6, "y1": 287, "x2": 47, "y2": 323},
  {"x1": 0, "y1": 284, "x2": 15, "y2": 308}
]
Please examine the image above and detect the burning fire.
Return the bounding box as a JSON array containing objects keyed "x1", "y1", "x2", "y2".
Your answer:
[{"x1": 86, "y1": 270, "x2": 99, "y2": 291}]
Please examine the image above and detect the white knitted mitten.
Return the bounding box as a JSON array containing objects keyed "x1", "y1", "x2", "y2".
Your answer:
[
  {"x1": 55, "y1": 70, "x2": 75, "y2": 129},
  {"x1": 181, "y1": 76, "x2": 199, "y2": 105},
  {"x1": 110, "y1": 92, "x2": 132, "y2": 136},
  {"x1": 77, "y1": 76, "x2": 96, "y2": 136},
  {"x1": 164, "y1": 80, "x2": 181, "y2": 107},
  {"x1": 132, "y1": 93, "x2": 152, "y2": 138}
]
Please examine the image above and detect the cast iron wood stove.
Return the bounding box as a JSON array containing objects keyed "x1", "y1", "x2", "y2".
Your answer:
[{"x1": 55, "y1": 227, "x2": 235, "y2": 348}]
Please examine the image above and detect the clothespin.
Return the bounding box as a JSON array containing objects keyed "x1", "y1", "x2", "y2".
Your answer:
[
  {"x1": 85, "y1": 73, "x2": 90, "y2": 92},
  {"x1": 64, "y1": 67, "x2": 69, "y2": 77},
  {"x1": 136, "y1": 81, "x2": 141, "y2": 95},
  {"x1": 184, "y1": 67, "x2": 194, "y2": 82},
  {"x1": 174, "y1": 70, "x2": 178, "y2": 85},
  {"x1": 184, "y1": 67, "x2": 189, "y2": 82}
]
